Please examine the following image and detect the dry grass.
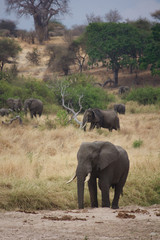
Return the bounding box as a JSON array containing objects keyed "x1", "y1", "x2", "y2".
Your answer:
[{"x1": 0, "y1": 110, "x2": 160, "y2": 210}]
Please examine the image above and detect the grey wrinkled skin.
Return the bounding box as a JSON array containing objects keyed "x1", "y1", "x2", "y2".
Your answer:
[
  {"x1": 75, "y1": 141, "x2": 130, "y2": 209},
  {"x1": 24, "y1": 98, "x2": 43, "y2": 118},
  {"x1": 0, "y1": 108, "x2": 12, "y2": 116},
  {"x1": 82, "y1": 108, "x2": 120, "y2": 132},
  {"x1": 114, "y1": 104, "x2": 126, "y2": 114},
  {"x1": 6, "y1": 98, "x2": 22, "y2": 112}
]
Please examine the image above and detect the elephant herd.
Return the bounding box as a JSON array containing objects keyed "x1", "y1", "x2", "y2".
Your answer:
[
  {"x1": 1, "y1": 97, "x2": 129, "y2": 210},
  {"x1": 0, "y1": 98, "x2": 43, "y2": 118}
]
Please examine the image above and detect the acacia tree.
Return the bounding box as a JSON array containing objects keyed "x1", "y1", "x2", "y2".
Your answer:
[
  {"x1": 69, "y1": 34, "x2": 87, "y2": 72},
  {"x1": 0, "y1": 38, "x2": 21, "y2": 71},
  {"x1": 5, "y1": 0, "x2": 70, "y2": 43},
  {"x1": 86, "y1": 22, "x2": 145, "y2": 86},
  {"x1": 140, "y1": 24, "x2": 160, "y2": 76},
  {"x1": 104, "y1": 9, "x2": 122, "y2": 23}
]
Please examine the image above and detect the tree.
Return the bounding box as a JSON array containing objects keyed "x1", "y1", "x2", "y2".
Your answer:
[
  {"x1": 151, "y1": 10, "x2": 160, "y2": 21},
  {"x1": 0, "y1": 19, "x2": 17, "y2": 36},
  {"x1": 69, "y1": 35, "x2": 87, "y2": 72},
  {"x1": 140, "y1": 24, "x2": 160, "y2": 76},
  {"x1": 5, "y1": 0, "x2": 70, "y2": 43},
  {"x1": 86, "y1": 22, "x2": 145, "y2": 86},
  {"x1": 47, "y1": 45, "x2": 74, "y2": 75},
  {"x1": 104, "y1": 9, "x2": 122, "y2": 23},
  {"x1": 86, "y1": 12, "x2": 103, "y2": 24},
  {"x1": 0, "y1": 38, "x2": 21, "y2": 71}
]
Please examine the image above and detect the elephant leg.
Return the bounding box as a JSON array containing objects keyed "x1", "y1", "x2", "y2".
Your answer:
[
  {"x1": 88, "y1": 177, "x2": 98, "y2": 207},
  {"x1": 89, "y1": 123, "x2": 95, "y2": 131},
  {"x1": 98, "y1": 179, "x2": 110, "y2": 208},
  {"x1": 111, "y1": 185, "x2": 122, "y2": 209}
]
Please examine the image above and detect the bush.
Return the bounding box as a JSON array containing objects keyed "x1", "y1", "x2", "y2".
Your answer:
[
  {"x1": 53, "y1": 74, "x2": 115, "y2": 112},
  {"x1": 125, "y1": 87, "x2": 160, "y2": 105},
  {"x1": 133, "y1": 139, "x2": 143, "y2": 148}
]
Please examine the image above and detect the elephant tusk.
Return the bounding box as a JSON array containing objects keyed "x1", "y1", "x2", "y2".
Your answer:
[
  {"x1": 81, "y1": 122, "x2": 87, "y2": 129},
  {"x1": 85, "y1": 173, "x2": 91, "y2": 183},
  {"x1": 66, "y1": 174, "x2": 77, "y2": 184}
]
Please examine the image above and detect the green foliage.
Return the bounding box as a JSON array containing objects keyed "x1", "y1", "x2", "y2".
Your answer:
[
  {"x1": 133, "y1": 139, "x2": 143, "y2": 148},
  {"x1": 125, "y1": 87, "x2": 160, "y2": 105},
  {"x1": 55, "y1": 110, "x2": 69, "y2": 126},
  {"x1": 85, "y1": 22, "x2": 146, "y2": 84},
  {"x1": 54, "y1": 74, "x2": 115, "y2": 112},
  {"x1": 140, "y1": 24, "x2": 160, "y2": 76},
  {"x1": 0, "y1": 38, "x2": 21, "y2": 71}
]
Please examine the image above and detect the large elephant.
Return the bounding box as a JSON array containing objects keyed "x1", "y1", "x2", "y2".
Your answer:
[
  {"x1": 67, "y1": 141, "x2": 129, "y2": 209},
  {"x1": 0, "y1": 108, "x2": 12, "y2": 116},
  {"x1": 24, "y1": 98, "x2": 43, "y2": 118},
  {"x1": 82, "y1": 108, "x2": 120, "y2": 132},
  {"x1": 6, "y1": 98, "x2": 22, "y2": 112},
  {"x1": 114, "y1": 104, "x2": 126, "y2": 114}
]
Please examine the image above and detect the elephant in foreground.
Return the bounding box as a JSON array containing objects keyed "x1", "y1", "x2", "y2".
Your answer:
[
  {"x1": 6, "y1": 98, "x2": 22, "y2": 112},
  {"x1": 67, "y1": 141, "x2": 129, "y2": 209},
  {"x1": 24, "y1": 98, "x2": 43, "y2": 118},
  {"x1": 0, "y1": 108, "x2": 12, "y2": 116},
  {"x1": 114, "y1": 104, "x2": 126, "y2": 114},
  {"x1": 82, "y1": 108, "x2": 120, "y2": 132}
]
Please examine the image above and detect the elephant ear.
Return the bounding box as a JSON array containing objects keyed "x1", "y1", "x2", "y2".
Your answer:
[
  {"x1": 92, "y1": 109, "x2": 102, "y2": 122},
  {"x1": 98, "y1": 142, "x2": 119, "y2": 170}
]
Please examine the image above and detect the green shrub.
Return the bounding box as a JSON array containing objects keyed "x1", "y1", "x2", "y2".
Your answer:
[
  {"x1": 125, "y1": 87, "x2": 160, "y2": 105},
  {"x1": 53, "y1": 74, "x2": 115, "y2": 112},
  {"x1": 133, "y1": 139, "x2": 143, "y2": 148},
  {"x1": 55, "y1": 110, "x2": 69, "y2": 126}
]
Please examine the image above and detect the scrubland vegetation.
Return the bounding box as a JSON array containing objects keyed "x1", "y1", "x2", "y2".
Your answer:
[{"x1": 0, "y1": 90, "x2": 160, "y2": 210}]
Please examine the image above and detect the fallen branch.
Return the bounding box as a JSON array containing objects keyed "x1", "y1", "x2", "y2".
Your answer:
[{"x1": 2, "y1": 115, "x2": 23, "y2": 125}]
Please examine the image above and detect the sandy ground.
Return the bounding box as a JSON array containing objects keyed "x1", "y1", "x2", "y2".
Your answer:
[{"x1": 0, "y1": 205, "x2": 160, "y2": 240}]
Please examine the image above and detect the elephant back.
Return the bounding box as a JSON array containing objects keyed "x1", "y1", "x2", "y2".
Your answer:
[{"x1": 102, "y1": 110, "x2": 120, "y2": 130}]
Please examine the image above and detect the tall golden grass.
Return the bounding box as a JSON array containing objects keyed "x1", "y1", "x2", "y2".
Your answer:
[{"x1": 0, "y1": 108, "x2": 160, "y2": 210}]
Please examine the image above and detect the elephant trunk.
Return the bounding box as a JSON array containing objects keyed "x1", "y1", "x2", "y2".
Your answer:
[{"x1": 77, "y1": 177, "x2": 85, "y2": 209}]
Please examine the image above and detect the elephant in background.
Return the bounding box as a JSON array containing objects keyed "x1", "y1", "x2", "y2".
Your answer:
[
  {"x1": 82, "y1": 108, "x2": 120, "y2": 132},
  {"x1": 24, "y1": 98, "x2": 43, "y2": 118},
  {"x1": 67, "y1": 141, "x2": 130, "y2": 209},
  {"x1": 118, "y1": 86, "x2": 130, "y2": 95},
  {"x1": 6, "y1": 98, "x2": 23, "y2": 112},
  {"x1": 0, "y1": 108, "x2": 12, "y2": 116},
  {"x1": 114, "y1": 104, "x2": 126, "y2": 114}
]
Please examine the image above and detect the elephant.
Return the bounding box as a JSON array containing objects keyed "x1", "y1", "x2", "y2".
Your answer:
[
  {"x1": 6, "y1": 98, "x2": 23, "y2": 112},
  {"x1": 24, "y1": 98, "x2": 43, "y2": 118},
  {"x1": 0, "y1": 108, "x2": 12, "y2": 116},
  {"x1": 82, "y1": 108, "x2": 120, "y2": 132},
  {"x1": 114, "y1": 104, "x2": 126, "y2": 114},
  {"x1": 67, "y1": 141, "x2": 130, "y2": 209},
  {"x1": 118, "y1": 86, "x2": 130, "y2": 95}
]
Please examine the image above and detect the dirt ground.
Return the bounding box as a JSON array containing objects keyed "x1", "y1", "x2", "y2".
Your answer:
[{"x1": 0, "y1": 205, "x2": 160, "y2": 240}]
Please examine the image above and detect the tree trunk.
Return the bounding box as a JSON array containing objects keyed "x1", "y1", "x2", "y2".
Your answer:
[
  {"x1": 113, "y1": 68, "x2": 119, "y2": 86},
  {"x1": 34, "y1": 16, "x2": 48, "y2": 44}
]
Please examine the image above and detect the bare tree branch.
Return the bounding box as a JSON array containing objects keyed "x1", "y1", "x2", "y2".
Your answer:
[
  {"x1": 2, "y1": 115, "x2": 23, "y2": 125},
  {"x1": 60, "y1": 82, "x2": 83, "y2": 127}
]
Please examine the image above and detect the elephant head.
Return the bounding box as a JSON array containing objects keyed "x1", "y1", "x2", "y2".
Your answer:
[
  {"x1": 82, "y1": 108, "x2": 103, "y2": 131},
  {"x1": 67, "y1": 141, "x2": 130, "y2": 209},
  {"x1": 6, "y1": 98, "x2": 22, "y2": 112}
]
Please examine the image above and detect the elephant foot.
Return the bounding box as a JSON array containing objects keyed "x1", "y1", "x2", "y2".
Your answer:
[{"x1": 112, "y1": 205, "x2": 119, "y2": 209}]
